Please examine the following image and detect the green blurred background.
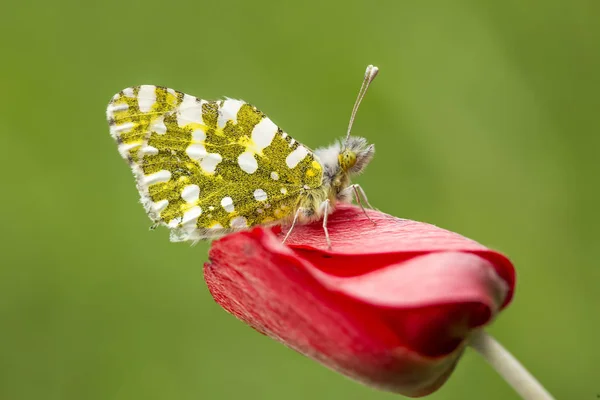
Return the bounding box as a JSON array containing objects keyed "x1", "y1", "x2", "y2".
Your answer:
[{"x1": 1, "y1": 0, "x2": 598, "y2": 399}]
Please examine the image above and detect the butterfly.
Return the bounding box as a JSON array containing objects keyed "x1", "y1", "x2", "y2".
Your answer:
[{"x1": 106, "y1": 65, "x2": 379, "y2": 248}]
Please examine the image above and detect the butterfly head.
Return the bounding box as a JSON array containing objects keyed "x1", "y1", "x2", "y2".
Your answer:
[{"x1": 339, "y1": 136, "x2": 374, "y2": 175}]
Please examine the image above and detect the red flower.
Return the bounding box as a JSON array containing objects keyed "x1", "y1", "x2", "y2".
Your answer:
[{"x1": 204, "y1": 204, "x2": 515, "y2": 397}]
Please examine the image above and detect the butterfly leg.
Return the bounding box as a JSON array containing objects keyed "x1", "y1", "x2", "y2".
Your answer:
[
  {"x1": 350, "y1": 184, "x2": 377, "y2": 226},
  {"x1": 282, "y1": 206, "x2": 306, "y2": 245},
  {"x1": 320, "y1": 199, "x2": 332, "y2": 250}
]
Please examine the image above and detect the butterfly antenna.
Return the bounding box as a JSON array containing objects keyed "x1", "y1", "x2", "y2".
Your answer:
[{"x1": 344, "y1": 64, "x2": 379, "y2": 147}]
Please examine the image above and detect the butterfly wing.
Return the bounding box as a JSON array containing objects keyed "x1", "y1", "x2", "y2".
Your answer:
[{"x1": 107, "y1": 85, "x2": 323, "y2": 241}]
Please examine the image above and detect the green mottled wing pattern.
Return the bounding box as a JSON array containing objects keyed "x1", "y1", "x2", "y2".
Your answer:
[{"x1": 107, "y1": 85, "x2": 323, "y2": 241}]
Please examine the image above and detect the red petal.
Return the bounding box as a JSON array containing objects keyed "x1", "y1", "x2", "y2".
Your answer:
[{"x1": 204, "y1": 207, "x2": 515, "y2": 396}]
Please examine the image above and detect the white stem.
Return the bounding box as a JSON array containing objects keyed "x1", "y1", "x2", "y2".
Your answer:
[{"x1": 469, "y1": 330, "x2": 555, "y2": 400}]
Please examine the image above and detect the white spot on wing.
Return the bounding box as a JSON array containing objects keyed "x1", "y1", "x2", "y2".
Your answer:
[
  {"x1": 270, "y1": 171, "x2": 279, "y2": 180},
  {"x1": 251, "y1": 117, "x2": 278, "y2": 151},
  {"x1": 186, "y1": 143, "x2": 207, "y2": 161},
  {"x1": 253, "y1": 189, "x2": 268, "y2": 201},
  {"x1": 177, "y1": 95, "x2": 203, "y2": 126},
  {"x1": 151, "y1": 116, "x2": 167, "y2": 134},
  {"x1": 192, "y1": 128, "x2": 205, "y2": 142},
  {"x1": 110, "y1": 122, "x2": 135, "y2": 136},
  {"x1": 139, "y1": 145, "x2": 159, "y2": 156},
  {"x1": 120, "y1": 142, "x2": 139, "y2": 151},
  {"x1": 221, "y1": 197, "x2": 235, "y2": 213},
  {"x1": 218, "y1": 99, "x2": 244, "y2": 128},
  {"x1": 238, "y1": 151, "x2": 258, "y2": 174},
  {"x1": 181, "y1": 184, "x2": 200, "y2": 203},
  {"x1": 200, "y1": 153, "x2": 222, "y2": 173},
  {"x1": 106, "y1": 102, "x2": 128, "y2": 119},
  {"x1": 138, "y1": 85, "x2": 156, "y2": 112},
  {"x1": 168, "y1": 217, "x2": 182, "y2": 228},
  {"x1": 280, "y1": 188, "x2": 288, "y2": 195},
  {"x1": 122, "y1": 87, "x2": 135, "y2": 97},
  {"x1": 285, "y1": 146, "x2": 308, "y2": 168},
  {"x1": 230, "y1": 216, "x2": 248, "y2": 228},
  {"x1": 143, "y1": 170, "x2": 171, "y2": 185},
  {"x1": 152, "y1": 199, "x2": 169, "y2": 213},
  {"x1": 182, "y1": 206, "x2": 202, "y2": 224},
  {"x1": 117, "y1": 141, "x2": 140, "y2": 157}
]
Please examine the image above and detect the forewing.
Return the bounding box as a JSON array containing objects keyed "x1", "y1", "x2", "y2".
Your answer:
[{"x1": 107, "y1": 85, "x2": 323, "y2": 241}]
